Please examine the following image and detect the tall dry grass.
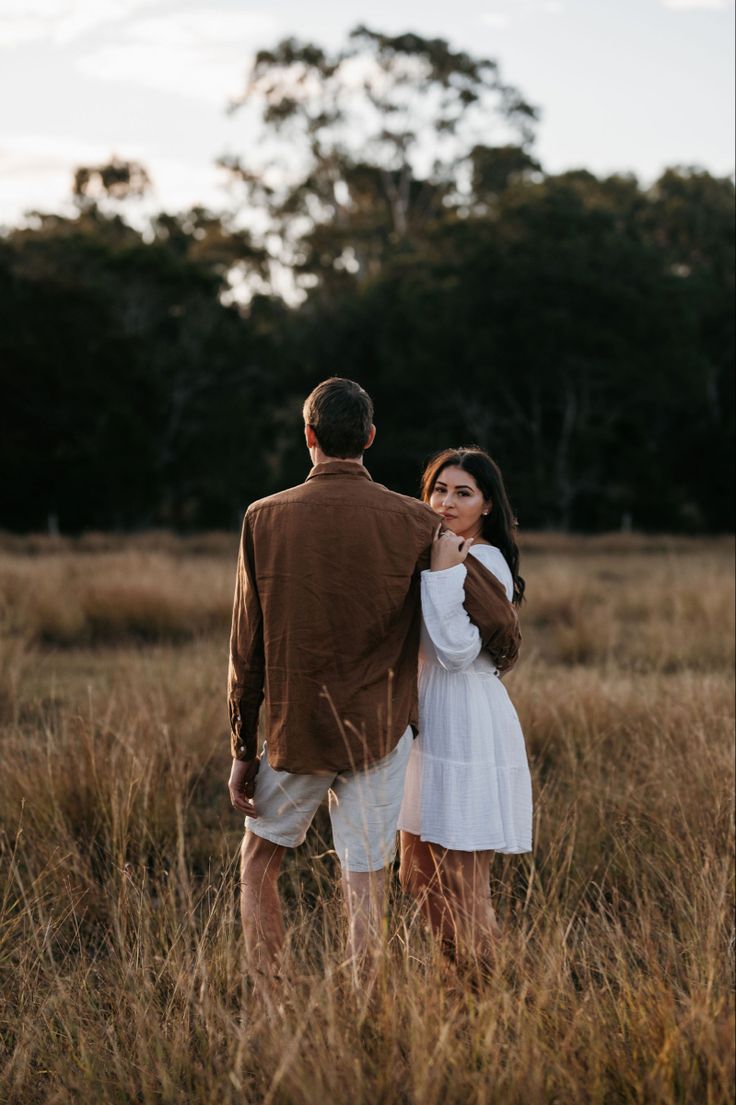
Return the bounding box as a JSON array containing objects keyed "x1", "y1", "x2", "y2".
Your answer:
[
  {"x1": 0, "y1": 545, "x2": 235, "y2": 646},
  {"x1": 0, "y1": 535, "x2": 733, "y2": 1104}
]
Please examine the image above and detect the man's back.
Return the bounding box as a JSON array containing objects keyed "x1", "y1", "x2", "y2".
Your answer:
[{"x1": 228, "y1": 460, "x2": 437, "y2": 773}]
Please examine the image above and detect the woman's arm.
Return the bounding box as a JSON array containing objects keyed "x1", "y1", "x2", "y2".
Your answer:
[
  {"x1": 421, "y1": 563, "x2": 482, "y2": 672},
  {"x1": 421, "y1": 527, "x2": 520, "y2": 673},
  {"x1": 422, "y1": 542, "x2": 518, "y2": 673}
]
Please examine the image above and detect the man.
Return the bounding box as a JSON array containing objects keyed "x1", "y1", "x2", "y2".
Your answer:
[{"x1": 227, "y1": 377, "x2": 519, "y2": 975}]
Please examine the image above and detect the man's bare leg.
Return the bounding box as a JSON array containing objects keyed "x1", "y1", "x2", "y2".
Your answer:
[
  {"x1": 341, "y1": 868, "x2": 385, "y2": 979},
  {"x1": 240, "y1": 832, "x2": 286, "y2": 979}
]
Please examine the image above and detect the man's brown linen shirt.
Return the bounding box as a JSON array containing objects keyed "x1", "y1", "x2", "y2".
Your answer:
[{"x1": 228, "y1": 461, "x2": 520, "y2": 774}]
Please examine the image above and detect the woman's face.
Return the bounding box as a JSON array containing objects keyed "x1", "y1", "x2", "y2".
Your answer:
[{"x1": 429, "y1": 465, "x2": 490, "y2": 540}]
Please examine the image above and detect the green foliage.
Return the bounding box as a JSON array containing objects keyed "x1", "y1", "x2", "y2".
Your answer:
[
  {"x1": 222, "y1": 24, "x2": 538, "y2": 292},
  {"x1": 265, "y1": 167, "x2": 734, "y2": 532},
  {"x1": 73, "y1": 156, "x2": 152, "y2": 208},
  {"x1": 0, "y1": 210, "x2": 280, "y2": 530},
  {"x1": 1, "y1": 28, "x2": 733, "y2": 533}
]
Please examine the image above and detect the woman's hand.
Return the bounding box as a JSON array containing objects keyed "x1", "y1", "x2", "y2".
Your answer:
[{"x1": 430, "y1": 523, "x2": 474, "y2": 572}]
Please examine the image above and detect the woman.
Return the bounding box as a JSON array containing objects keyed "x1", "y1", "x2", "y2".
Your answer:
[{"x1": 398, "y1": 447, "x2": 532, "y2": 963}]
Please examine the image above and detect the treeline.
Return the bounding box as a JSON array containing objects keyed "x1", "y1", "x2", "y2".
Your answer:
[{"x1": 1, "y1": 28, "x2": 733, "y2": 533}]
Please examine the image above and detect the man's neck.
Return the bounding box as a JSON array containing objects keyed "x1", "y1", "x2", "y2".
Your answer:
[{"x1": 309, "y1": 447, "x2": 364, "y2": 467}]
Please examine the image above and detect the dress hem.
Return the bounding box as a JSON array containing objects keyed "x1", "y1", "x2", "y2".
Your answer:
[{"x1": 397, "y1": 827, "x2": 532, "y2": 854}]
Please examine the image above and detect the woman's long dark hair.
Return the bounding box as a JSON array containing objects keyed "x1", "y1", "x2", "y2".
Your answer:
[{"x1": 421, "y1": 446, "x2": 525, "y2": 605}]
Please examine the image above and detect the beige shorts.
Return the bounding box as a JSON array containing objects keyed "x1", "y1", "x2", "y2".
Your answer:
[{"x1": 245, "y1": 728, "x2": 413, "y2": 873}]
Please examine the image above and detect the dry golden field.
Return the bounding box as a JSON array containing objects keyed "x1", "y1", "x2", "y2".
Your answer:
[{"x1": 0, "y1": 533, "x2": 733, "y2": 1105}]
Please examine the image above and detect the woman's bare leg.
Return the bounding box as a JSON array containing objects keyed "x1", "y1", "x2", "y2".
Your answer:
[
  {"x1": 399, "y1": 831, "x2": 455, "y2": 945},
  {"x1": 434, "y1": 847, "x2": 500, "y2": 961},
  {"x1": 401, "y1": 833, "x2": 501, "y2": 963}
]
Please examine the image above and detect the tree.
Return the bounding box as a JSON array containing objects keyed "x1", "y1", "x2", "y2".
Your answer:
[
  {"x1": 261, "y1": 166, "x2": 734, "y2": 532},
  {"x1": 2, "y1": 26, "x2": 733, "y2": 534},
  {"x1": 0, "y1": 206, "x2": 283, "y2": 531},
  {"x1": 73, "y1": 156, "x2": 152, "y2": 209},
  {"x1": 221, "y1": 25, "x2": 538, "y2": 295},
  {"x1": 638, "y1": 168, "x2": 735, "y2": 528}
]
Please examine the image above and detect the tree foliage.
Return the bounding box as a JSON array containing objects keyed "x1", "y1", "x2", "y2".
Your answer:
[
  {"x1": 73, "y1": 156, "x2": 152, "y2": 208},
  {"x1": 222, "y1": 25, "x2": 538, "y2": 294},
  {"x1": 1, "y1": 28, "x2": 733, "y2": 534}
]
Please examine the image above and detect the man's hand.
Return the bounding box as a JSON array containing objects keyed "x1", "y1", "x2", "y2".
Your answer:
[
  {"x1": 228, "y1": 757, "x2": 260, "y2": 818},
  {"x1": 430, "y1": 523, "x2": 474, "y2": 572}
]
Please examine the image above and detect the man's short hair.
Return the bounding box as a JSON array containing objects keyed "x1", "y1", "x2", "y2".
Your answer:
[{"x1": 303, "y1": 378, "x2": 374, "y2": 459}]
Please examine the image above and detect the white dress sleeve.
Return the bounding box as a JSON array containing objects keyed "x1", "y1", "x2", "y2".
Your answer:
[
  {"x1": 421, "y1": 563, "x2": 480, "y2": 671},
  {"x1": 420, "y1": 546, "x2": 514, "y2": 673}
]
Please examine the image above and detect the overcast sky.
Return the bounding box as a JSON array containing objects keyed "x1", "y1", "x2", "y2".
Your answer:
[{"x1": 0, "y1": 0, "x2": 733, "y2": 228}]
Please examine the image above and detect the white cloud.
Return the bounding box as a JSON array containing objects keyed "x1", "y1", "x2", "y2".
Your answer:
[
  {"x1": 0, "y1": 131, "x2": 232, "y2": 227},
  {"x1": 481, "y1": 13, "x2": 512, "y2": 30},
  {"x1": 0, "y1": 1, "x2": 154, "y2": 49},
  {"x1": 56, "y1": 1, "x2": 155, "y2": 45},
  {"x1": 127, "y1": 9, "x2": 275, "y2": 49},
  {"x1": 77, "y1": 9, "x2": 278, "y2": 105},
  {"x1": 0, "y1": 131, "x2": 115, "y2": 178},
  {"x1": 661, "y1": 0, "x2": 732, "y2": 9},
  {"x1": 0, "y1": 19, "x2": 51, "y2": 48},
  {"x1": 480, "y1": 0, "x2": 565, "y2": 28},
  {"x1": 0, "y1": 132, "x2": 109, "y2": 224}
]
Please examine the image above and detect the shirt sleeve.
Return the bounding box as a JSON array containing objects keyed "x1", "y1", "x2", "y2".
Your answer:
[
  {"x1": 421, "y1": 563, "x2": 482, "y2": 672},
  {"x1": 227, "y1": 510, "x2": 265, "y2": 760}
]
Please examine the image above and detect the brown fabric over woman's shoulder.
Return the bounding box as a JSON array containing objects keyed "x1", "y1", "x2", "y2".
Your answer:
[{"x1": 463, "y1": 556, "x2": 521, "y2": 675}]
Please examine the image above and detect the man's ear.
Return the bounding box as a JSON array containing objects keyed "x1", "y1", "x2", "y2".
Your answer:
[
  {"x1": 305, "y1": 424, "x2": 318, "y2": 449},
  {"x1": 364, "y1": 424, "x2": 376, "y2": 451}
]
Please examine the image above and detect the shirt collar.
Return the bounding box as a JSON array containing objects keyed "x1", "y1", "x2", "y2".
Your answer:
[{"x1": 306, "y1": 460, "x2": 373, "y2": 482}]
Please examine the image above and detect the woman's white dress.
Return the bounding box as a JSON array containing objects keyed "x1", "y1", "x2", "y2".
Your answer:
[{"x1": 398, "y1": 544, "x2": 533, "y2": 853}]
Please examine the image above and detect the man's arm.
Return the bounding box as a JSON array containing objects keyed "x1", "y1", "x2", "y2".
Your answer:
[
  {"x1": 463, "y1": 556, "x2": 521, "y2": 675},
  {"x1": 227, "y1": 510, "x2": 265, "y2": 761}
]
